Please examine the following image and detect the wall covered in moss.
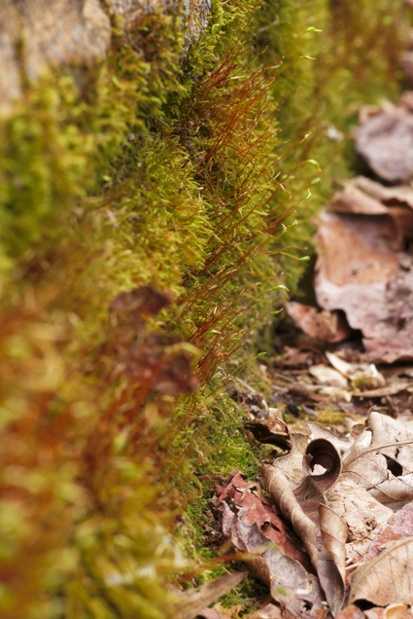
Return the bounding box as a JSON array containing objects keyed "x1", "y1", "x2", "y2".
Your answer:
[{"x1": 0, "y1": 1, "x2": 405, "y2": 617}]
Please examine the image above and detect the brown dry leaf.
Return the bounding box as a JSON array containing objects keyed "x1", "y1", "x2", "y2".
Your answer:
[
  {"x1": 324, "y1": 352, "x2": 358, "y2": 378},
  {"x1": 349, "y1": 537, "x2": 413, "y2": 606},
  {"x1": 249, "y1": 603, "x2": 283, "y2": 618},
  {"x1": 339, "y1": 605, "x2": 413, "y2": 619},
  {"x1": 261, "y1": 412, "x2": 413, "y2": 611},
  {"x1": 261, "y1": 438, "x2": 346, "y2": 615},
  {"x1": 327, "y1": 481, "x2": 393, "y2": 566},
  {"x1": 262, "y1": 548, "x2": 326, "y2": 619},
  {"x1": 309, "y1": 365, "x2": 349, "y2": 389},
  {"x1": 215, "y1": 472, "x2": 326, "y2": 617},
  {"x1": 110, "y1": 285, "x2": 172, "y2": 329},
  {"x1": 218, "y1": 413, "x2": 413, "y2": 616},
  {"x1": 329, "y1": 182, "x2": 389, "y2": 215},
  {"x1": 215, "y1": 472, "x2": 309, "y2": 565},
  {"x1": 383, "y1": 603, "x2": 413, "y2": 619},
  {"x1": 285, "y1": 302, "x2": 352, "y2": 343},
  {"x1": 338, "y1": 605, "x2": 413, "y2": 619},
  {"x1": 176, "y1": 572, "x2": 247, "y2": 619},
  {"x1": 197, "y1": 609, "x2": 232, "y2": 619},
  {"x1": 341, "y1": 412, "x2": 413, "y2": 507},
  {"x1": 328, "y1": 176, "x2": 413, "y2": 242},
  {"x1": 356, "y1": 108, "x2": 413, "y2": 183},
  {"x1": 319, "y1": 504, "x2": 348, "y2": 585},
  {"x1": 307, "y1": 421, "x2": 353, "y2": 457},
  {"x1": 324, "y1": 352, "x2": 386, "y2": 391},
  {"x1": 278, "y1": 346, "x2": 324, "y2": 369},
  {"x1": 107, "y1": 286, "x2": 199, "y2": 394},
  {"x1": 314, "y1": 210, "x2": 413, "y2": 362},
  {"x1": 246, "y1": 416, "x2": 291, "y2": 450},
  {"x1": 336, "y1": 604, "x2": 366, "y2": 619},
  {"x1": 364, "y1": 501, "x2": 413, "y2": 561},
  {"x1": 353, "y1": 176, "x2": 413, "y2": 211},
  {"x1": 352, "y1": 382, "x2": 413, "y2": 398}
]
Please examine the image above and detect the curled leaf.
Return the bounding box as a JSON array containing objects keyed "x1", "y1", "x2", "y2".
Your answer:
[{"x1": 304, "y1": 438, "x2": 342, "y2": 493}]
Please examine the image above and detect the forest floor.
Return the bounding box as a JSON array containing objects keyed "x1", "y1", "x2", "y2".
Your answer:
[{"x1": 182, "y1": 90, "x2": 413, "y2": 619}]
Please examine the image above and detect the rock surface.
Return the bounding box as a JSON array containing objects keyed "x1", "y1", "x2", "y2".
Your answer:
[
  {"x1": 0, "y1": 0, "x2": 111, "y2": 110},
  {"x1": 0, "y1": 0, "x2": 211, "y2": 112}
]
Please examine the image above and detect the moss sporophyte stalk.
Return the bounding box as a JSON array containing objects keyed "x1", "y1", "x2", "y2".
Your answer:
[{"x1": 0, "y1": 0, "x2": 406, "y2": 617}]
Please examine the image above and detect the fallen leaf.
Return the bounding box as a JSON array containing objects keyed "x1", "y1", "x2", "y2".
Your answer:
[
  {"x1": 356, "y1": 109, "x2": 413, "y2": 183},
  {"x1": 217, "y1": 412, "x2": 413, "y2": 616},
  {"x1": 309, "y1": 365, "x2": 349, "y2": 389},
  {"x1": 319, "y1": 504, "x2": 348, "y2": 585},
  {"x1": 352, "y1": 382, "x2": 412, "y2": 398},
  {"x1": 314, "y1": 210, "x2": 413, "y2": 362},
  {"x1": 329, "y1": 182, "x2": 389, "y2": 215},
  {"x1": 197, "y1": 609, "x2": 231, "y2": 619},
  {"x1": 328, "y1": 176, "x2": 413, "y2": 242},
  {"x1": 249, "y1": 603, "x2": 283, "y2": 618},
  {"x1": 261, "y1": 438, "x2": 346, "y2": 615},
  {"x1": 342, "y1": 412, "x2": 413, "y2": 507},
  {"x1": 110, "y1": 285, "x2": 172, "y2": 329},
  {"x1": 336, "y1": 604, "x2": 366, "y2": 619},
  {"x1": 349, "y1": 537, "x2": 413, "y2": 606},
  {"x1": 353, "y1": 176, "x2": 413, "y2": 211},
  {"x1": 324, "y1": 352, "x2": 385, "y2": 391},
  {"x1": 285, "y1": 302, "x2": 352, "y2": 343},
  {"x1": 215, "y1": 472, "x2": 326, "y2": 617},
  {"x1": 324, "y1": 352, "x2": 357, "y2": 378},
  {"x1": 327, "y1": 481, "x2": 393, "y2": 566},
  {"x1": 175, "y1": 572, "x2": 247, "y2": 619},
  {"x1": 216, "y1": 472, "x2": 309, "y2": 566},
  {"x1": 246, "y1": 416, "x2": 291, "y2": 449},
  {"x1": 364, "y1": 501, "x2": 413, "y2": 561},
  {"x1": 383, "y1": 603, "x2": 413, "y2": 619}
]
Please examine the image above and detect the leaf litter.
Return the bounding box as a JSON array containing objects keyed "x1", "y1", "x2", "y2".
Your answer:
[
  {"x1": 197, "y1": 87, "x2": 413, "y2": 619},
  {"x1": 214, "y1": 411, "x2": 413, "y2": 617}
]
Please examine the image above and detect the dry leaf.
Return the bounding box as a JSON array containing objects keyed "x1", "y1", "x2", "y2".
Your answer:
[
  {"x1": 197, "y1": 609, "x2": 231, "y2": 619},
  {"x1": 352, "y1": 382, "x2": 412, "y2": 398},
  {"x1": 261, "y1": 438, "x2": 346, "y2": 615},
  {"x1": 383, "y1": 603, "x2": 413, "y2": 619},
  {"x1": 319, "y1": 504, "x2": 348, "y2": 585},
  {"x1": 263, "y1": 547, "x2": 326, "y2": 618},
  {"x1": 175, "y1": 572, "x2": 247, "y2": 619},
  {"x1": 106, "y1": 286, "x2": 199, "y2": 394},
  {"x1": 110, "y1": 285, "x2": 172, "y2": 329},
  {"x1": 314, "y1": 210, "x2": 413, "y2": 362},
  {"x1": 216, "y1": 472, "x2": 309, "y2": 565},
  {"x1": 246, "y1": 416, "x2": 291, "y2": 450},
  {"x1": 309, "y1": 365, "x2": 349, "y2": 389},
  {"x1": 285, "y1": 302, "x2": 352, "y2": 343},
  {"x1": 356, "y1": 109, "x2": 413, "y2": 183},
  {"x1": 353, "y1": 176, "x2": 413, "y2": 211},
  {"x1": 336, "y1": 604, "x2": 366, "y2": 619},
  {"x1": 215, "y1": 472, "x2": 325, "y2": 617},
  {"x1": 249, "y1": 603, "x2": 283, "y2": 618},
  {"x1": 327, "y1": 481, "x2": 393, "y2": 565},
  {"x1": 342, "y1": 412, "x2": 413, "y2": 507},
  {"x1": 364, "y1": 502, "x2": 413, "y2": 561},
  {"x1": 329, "y1": 182, "x2": 389, "y2": 215},
  {"x1": 349, "y1": 537, "x2": 413, "y2": 606}
]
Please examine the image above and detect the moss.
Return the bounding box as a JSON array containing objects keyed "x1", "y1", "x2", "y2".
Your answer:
[{"x1": 254, "y1": 0, "x2": 407, "y2": 294}]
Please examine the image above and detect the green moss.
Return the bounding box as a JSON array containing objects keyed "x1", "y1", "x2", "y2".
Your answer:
[{"x1": 254, "y1": 0, "x2": 406, "y2": 294}]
